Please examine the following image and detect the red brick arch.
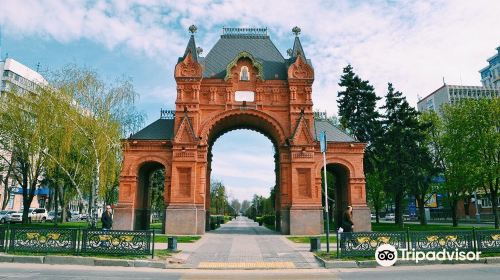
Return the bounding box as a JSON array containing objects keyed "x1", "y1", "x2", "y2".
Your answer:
[{"x1": 115, "y1": 28, "x2": 370, "y2": 235}]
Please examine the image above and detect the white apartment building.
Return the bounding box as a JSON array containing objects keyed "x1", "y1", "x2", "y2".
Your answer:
[{"x1": 0, "y1": 58, "x2": 49, "y2": 211}]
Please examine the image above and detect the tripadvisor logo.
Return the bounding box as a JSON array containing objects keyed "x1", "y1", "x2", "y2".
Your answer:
[{"x1": 375, "y1": 244, "x2": 482, "y2": 267}]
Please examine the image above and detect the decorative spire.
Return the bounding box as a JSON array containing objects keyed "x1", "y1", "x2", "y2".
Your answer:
[
  {"x1": 287, "y1": 48, "x2": 293, "y2": 57},
  {"x1": 291, "y1": 26, "x2": 306, "y2": 60},
  {"x1": 182, "y1": 25, "x2": 199, "y2": 62}
]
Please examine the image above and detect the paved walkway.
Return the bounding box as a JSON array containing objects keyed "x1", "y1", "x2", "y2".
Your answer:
[{"x1": 180, "y1": 216, "x2": 319, "y2": 269}]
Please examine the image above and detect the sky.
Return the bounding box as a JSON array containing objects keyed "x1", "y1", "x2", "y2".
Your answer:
[{"x1": 1, "y1": 0, "x2": 499, "y2": 202}]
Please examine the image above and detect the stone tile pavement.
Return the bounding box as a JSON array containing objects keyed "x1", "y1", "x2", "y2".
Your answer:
[{"x1": 173, "y1": 216, "x2": 320, "y2": 269}]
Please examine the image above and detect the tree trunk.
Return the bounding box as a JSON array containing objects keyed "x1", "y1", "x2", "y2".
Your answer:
[
  {"x1": 395, "y1": 191, "x2": 403, "y2": 227},
  {"x1": 375, "y1": 205, "x2": 380, "y2": 224},
  {"x1": 58, "y1": 182, "x2": 66, "y2": 223},
  {"x1": 417, "y1": 195, "x2": 427, "y2": 225},
  {"x1": 491, "y1": 185, "x2": 499, "y2": 229},
  {"x1": 463, "y1": 195, "x2": 471, "y2": 218},
  {"x1": 451, "y1": 198, "x2": 459, "y2": 227}
]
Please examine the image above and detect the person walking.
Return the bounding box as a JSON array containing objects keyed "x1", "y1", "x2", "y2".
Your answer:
[
  {"x1": 342, "y1": 206, "x2": 354, "y2": 232},
  {"x1": 101, "y1": 205, "x2": 113, "y2": 230}
]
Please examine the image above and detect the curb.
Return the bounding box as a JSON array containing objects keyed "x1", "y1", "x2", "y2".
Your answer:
[
  {"x1": 315, "y1": 255, "x2": 500, "y2": 269},
  {"x1": 0, "y1": 254, "x2": 167, "y2": 268}
]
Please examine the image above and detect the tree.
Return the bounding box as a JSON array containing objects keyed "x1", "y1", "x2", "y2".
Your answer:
[
  {"x1": 380, "y1": 83, "x2": 425, "y2": 226},
  {"x1": 440, "y1": 99, "x2": 499, "y2": 228},
  {"x1": 0, "y1": 86, "x2": 53, "y2": 223},
  {"x1": 210, "y1": 180, "x2": 227, "y2": 215},
  {"x1": 230, "y1": 199, "x2": 241, "y2": 214},
  {"x1": 366, "y1": 172, "x2": 385, "y2": 224},
  {"x1": 241, "y1": 200, "x2": 251, "y2": 213},
  {"x1": 337, "y1": 64, "x2": 381, "y2": 145},
  {"x1": 50, "y1": 66, "x2": 142, "y2": 227}
]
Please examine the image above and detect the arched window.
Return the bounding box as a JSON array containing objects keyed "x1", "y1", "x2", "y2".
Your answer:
[{"x1": 240, "y1": 66, "x2": 249, "y2": 81}]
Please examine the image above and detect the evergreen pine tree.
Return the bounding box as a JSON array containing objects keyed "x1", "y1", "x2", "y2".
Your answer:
[
  {"x1": 337, "y1": 64, "x2": 381, "y2": 145},
  {"x1": 380, "y1": 83, "x2": 427, "y2": 226}
]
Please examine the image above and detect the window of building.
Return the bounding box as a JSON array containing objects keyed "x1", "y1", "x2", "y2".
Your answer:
[
  {"x1": 8, "y1": 194, "x2": 15, "y2": 209},
  {"x1": 240, "y1": 66, "x2": 249, "y2": 81},
  {"x1": 3, "y1": 70, "x2": 8, "y2": 77}
]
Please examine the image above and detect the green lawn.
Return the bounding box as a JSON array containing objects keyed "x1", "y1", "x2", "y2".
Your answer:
[
  {"x1": 372, "y1": 223, "x2": 495, "y2": 232},
  {"x1": 287, "y1": 236, "x2": 337, "y2": 243},
  {"x1": 154, "y1": 235, "x2": 201, "y2": 243}
]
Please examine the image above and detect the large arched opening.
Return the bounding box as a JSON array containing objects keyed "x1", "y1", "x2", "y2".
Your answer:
[
  {"x1": 135, "y1": 161, "x2": 166, "y2": 231},
  {"x1": 321, "y1": 163, "x2": 350, "y2": 231},
  {"x1": 203, "y1": 111, "x2": 285, "y2": 233}
]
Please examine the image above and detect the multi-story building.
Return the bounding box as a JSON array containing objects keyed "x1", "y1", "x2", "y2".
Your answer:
[
  {"x1": 417, "y1": 84, "x2": 499, "y2": 115},
  {"x1": 0, "y1": 58, "x2": 49, "y2": 211},
  {"x1": 480, "y1": 46, "x2": 500, "y2": 89},
  {"x1": 0, "y1": 58, "x2": 47, "y2": 95}
]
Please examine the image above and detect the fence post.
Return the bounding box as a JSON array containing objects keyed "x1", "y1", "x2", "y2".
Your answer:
[
  {"x1": 336, "y1": 231, "x2": 340, "y2": 259},
  {"x1": 472, "y1": 227, "x2": 477, "y2": 254},
  {"x1": 406, "y1": 227, "x2": 410, "y2": 251},
  {"x1": 152, "y1": 231, "x2": 155, "y2": 259}
]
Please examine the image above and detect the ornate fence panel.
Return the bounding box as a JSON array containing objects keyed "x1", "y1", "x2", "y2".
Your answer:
[
  {"x1": 9, "y1": 228, "x2": 78, "y2": 253},
  {"x1": 476, "y1": 230, "x2": 500, "y2": 253},
  {"x1": 410, "y1": 231, "x2": 474, "y2": 252},
  {"x1": 81, "y1": 229, "x2": 153, "y2": 256},
  {"x1": 0, "y1": 227, "x2": 6, "y2": 252},
  {"x1": 339, "y1": 231, "x2": 407, "y2": 257}
]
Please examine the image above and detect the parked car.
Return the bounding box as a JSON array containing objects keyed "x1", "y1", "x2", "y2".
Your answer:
[
  {"x1": 46, "y1": 211, "x2": 62, "y2": 222},
  {"x1": 0, "y1": 210, "x2": 16, "y2": 224},
  {"x1": 6, "y1": 211, "x2": 23, "y2": 223},
  {"x1": 384, "y1": 213, "x2": 395, "y2": 221},
  {"x1": 29, "y1": 208, "x2": 48, "y2": 222}
]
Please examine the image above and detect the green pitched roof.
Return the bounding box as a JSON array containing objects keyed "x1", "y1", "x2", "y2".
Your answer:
[
  {"x1": 128, "y1": 119, "x2": 174, "y2": 140},
  {"x1": 314, "y1": 119, "x2": 357, "y2": 142},
  {"x1": 201, "y1": 33, "x2": 287, "y2": 80}
]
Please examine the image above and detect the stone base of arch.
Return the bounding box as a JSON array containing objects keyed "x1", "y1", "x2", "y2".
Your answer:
[
  {"x1": 164, "y1": 204, "x2": 206, "y2": 235},
  {"x1": 113, "y1": 203, "x2": 135, "y2": 231},
  {"x1": 287, "y1": 206, "x2": 323, "y2": 235},
  {"x1": 351, "y1": 205, "x2": 371, "y2": 232}
]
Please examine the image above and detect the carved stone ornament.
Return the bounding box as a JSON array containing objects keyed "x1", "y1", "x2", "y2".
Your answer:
[
  {"x1": 287, "y1": 55, "x2": 314, "y2": 80},
  {"x1": 175, "y1": 50, "x2": 202, "y2": 78}
]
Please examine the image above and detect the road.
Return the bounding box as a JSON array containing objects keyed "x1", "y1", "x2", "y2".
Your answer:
[{"x1": 1, "y1": 263, "x2": 500, "y2": 279}]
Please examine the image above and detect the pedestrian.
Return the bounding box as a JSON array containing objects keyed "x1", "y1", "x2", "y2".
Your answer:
[
  {"x1": 101, "y1": 205, "x2": 113, "y2": 230},
  {"x1": 342, "y1": 206, "x2": 354, "y2": 232}
]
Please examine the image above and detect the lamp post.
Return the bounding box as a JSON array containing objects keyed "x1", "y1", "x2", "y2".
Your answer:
[{"x1": 320, "y1": 131, "x2": 330, "y2": 253}]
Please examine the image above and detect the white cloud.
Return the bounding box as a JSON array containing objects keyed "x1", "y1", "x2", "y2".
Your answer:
[
  {"x1": 3, "y1": 0, "x2": 498, "y2": 200},
  {"x1": 2, "y1": 0, "x2": 498, "y2": 116}
]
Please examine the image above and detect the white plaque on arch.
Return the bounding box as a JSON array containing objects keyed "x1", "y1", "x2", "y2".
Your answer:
[{"x1": 235, "y1": 90, "x2": 255, "y2": 102}]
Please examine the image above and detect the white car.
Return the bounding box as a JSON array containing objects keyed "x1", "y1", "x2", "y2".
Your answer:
[
  {"x1": 6, "y1": 211, "x2": 23, "y2": 223},
  {"x1": 21, "y1": 208, "x2": 48, "y2": 222},
  {"x1": 0, "y1": 210, "x2": 16, "y2": 223},
  {"x1": 385, "y1": 213, "x2": 395, "y2": 221}
]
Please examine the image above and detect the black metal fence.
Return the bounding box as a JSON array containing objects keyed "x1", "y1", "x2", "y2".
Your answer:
[
  {"x1": 410, "y1": 231, "x2": 474, "y2": 252},
  {"x1": 338, "y1": 231, "x2": 406, "y2": 257},
  {"x1": 338, "y1": 229, "x2": 500, "y2": 258},
  {"x1": 9, "y1": 228, "x2": 78, "y2": 253},
  {"x1": 0, "y1": 227, "x2": 6, "y2": 252},
  {"x1": 0, "y1": 227, "x2": 154, "y2": 257},
  {"x1": 476, "y1": 230, "x2": 500, "y2": 253},
  {"x1": 81, "y1": 229, "x2": 153, "y2": 255}
]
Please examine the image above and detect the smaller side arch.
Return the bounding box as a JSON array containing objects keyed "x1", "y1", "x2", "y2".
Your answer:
[
  {"x1": 314, "y1": 156, "x2": 356, "y2": 178},
  {"x1": 124, "y1": 155, "x2": 170, "y2": 176}
]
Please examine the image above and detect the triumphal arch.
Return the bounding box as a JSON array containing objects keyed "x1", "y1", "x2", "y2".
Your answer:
[{"x1": 114, "y1": 26, "x2": 370, "y2": 235}]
